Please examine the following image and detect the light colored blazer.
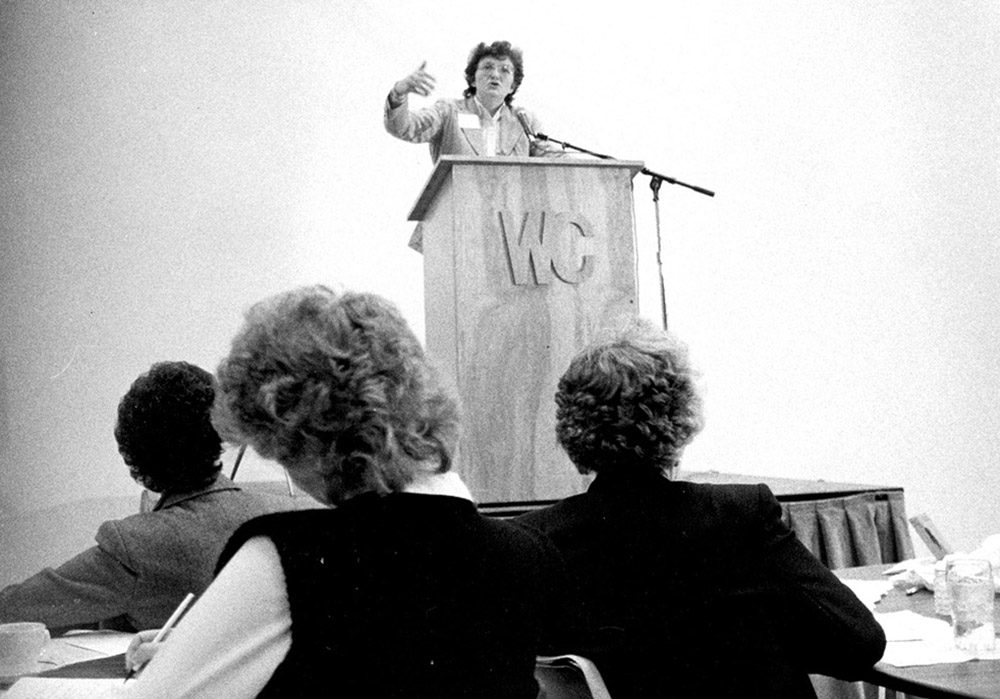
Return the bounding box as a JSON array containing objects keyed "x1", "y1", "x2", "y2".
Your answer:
[
  {"x1": 384, "y1": 95, "x2": 559, "y2": 162},
  {"x1": 0, "y1": 474, "x2": 304, "y2": 631}
]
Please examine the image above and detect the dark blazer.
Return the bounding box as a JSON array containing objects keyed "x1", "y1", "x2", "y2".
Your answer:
[
  {"x1": 516, "y1": 469, "x2": 886, "y2": 699},
  {"x1": 0, "y1": 475, "x2": 303, "y2": 631}
]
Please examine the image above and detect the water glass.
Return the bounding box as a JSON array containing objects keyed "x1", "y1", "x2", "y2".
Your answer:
[{"x1": 946, "y1": 557, "x2": 996, "y2": 653}]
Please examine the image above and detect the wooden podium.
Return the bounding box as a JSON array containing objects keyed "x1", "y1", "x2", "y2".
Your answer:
[{"x1": 410, "y1": 156, "x2": 644, "y2": 504}]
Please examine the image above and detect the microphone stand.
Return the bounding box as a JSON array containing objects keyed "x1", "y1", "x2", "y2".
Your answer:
[{"x1": 535, "y1": 132, "x2": 715, "y2": 330}]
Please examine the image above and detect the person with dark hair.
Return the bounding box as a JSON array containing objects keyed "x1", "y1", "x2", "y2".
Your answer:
[
  {"x1": 123, "y1": 286, "x2": 566, "y2": 698},
  {"x1": 384, "y1": 40, "x2": 562, "y2": 162},
  {"x1": 0, "y1": 361, "x2": 301, "y2": 632},
  {"x1": 115, "y1": 361, "x2": 227, "y2": 494},
  {"x1": 516, "y1": 317, "x2": 886, "y2": 699}
]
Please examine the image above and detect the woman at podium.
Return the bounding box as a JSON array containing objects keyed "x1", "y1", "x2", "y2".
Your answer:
[{"x1": 384, "y1": 40, "x2": 562, "y2": 162}]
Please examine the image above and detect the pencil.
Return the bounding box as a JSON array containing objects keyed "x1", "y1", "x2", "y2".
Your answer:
[
  {"x1": 230, "y1": 444, "x2": 247, "y2": 480},
  {"x1": 124, "y1": 592, "x2": 196, "y2": 683}
]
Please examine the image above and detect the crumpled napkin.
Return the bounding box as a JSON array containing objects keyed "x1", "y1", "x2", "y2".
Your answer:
[
  {"x1": 885, "y1": 532, "x2": 1000, "y2": 591},
  {"x1": 884, "y1": 556, "x2": 936, "y2": 591}
]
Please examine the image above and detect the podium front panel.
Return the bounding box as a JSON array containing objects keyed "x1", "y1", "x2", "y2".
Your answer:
[{"x1": 419, "y1": 158, "x2": 641, "y2": 503}]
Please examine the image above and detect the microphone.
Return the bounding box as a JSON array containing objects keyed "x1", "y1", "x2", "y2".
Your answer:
[{"x1": 514, "y1": 108, "x2": 535, "y2": 140}]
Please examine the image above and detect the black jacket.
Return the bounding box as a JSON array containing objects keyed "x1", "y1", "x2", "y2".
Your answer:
[
  {"x1": 517, "y1": 469, "x2": 886, "y2": 699},
  {"x1": 220, "y1": 492, "x2": 566, "y2": 698}
]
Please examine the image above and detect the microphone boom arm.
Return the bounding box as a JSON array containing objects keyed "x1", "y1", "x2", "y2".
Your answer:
[
  {"x1": 534, "y1": 132, "x2": 715, "y2": 198},
  {"x1": 532, "y1": 130, "x2": 716, "y2": 331}
]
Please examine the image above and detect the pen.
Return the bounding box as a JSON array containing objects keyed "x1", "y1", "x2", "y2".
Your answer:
[{"x1": 124, "y1": 592, "x2": 196, "y2": 683}]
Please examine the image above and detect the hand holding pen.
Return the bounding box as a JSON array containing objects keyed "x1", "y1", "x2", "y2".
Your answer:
[{"x1": 124, "y1": 592, "x2": 195, "y2": 683}]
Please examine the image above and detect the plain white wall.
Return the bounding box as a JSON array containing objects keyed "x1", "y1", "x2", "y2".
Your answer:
[{"x1": 2, "y1": 1, "x2": 998, "y2": 583}]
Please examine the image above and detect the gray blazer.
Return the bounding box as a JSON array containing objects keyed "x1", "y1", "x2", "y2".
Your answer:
[
  {"x1": 0, "y1": 475, "x2": 303, "y2": 631},
  {"x1": 384, "y1": 95, "x2": 559, "y2": 162}
]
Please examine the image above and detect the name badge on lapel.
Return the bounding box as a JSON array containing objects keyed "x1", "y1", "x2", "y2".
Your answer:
[{"x1": 457, "y1": 113, "x2": 480, "y2": 130}]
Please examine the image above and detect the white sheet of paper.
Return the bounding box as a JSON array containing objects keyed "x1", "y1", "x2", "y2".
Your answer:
[
  {"x1": 883, "y1": 556, "x2": 937, "y2": 576},
  {"x1": 3, "y1": 677, "x2": 132, "y2": 698},
  {"x1": 56, "y1": 631, "x2": 133, "y2": 657},
  {"x1": 876, "y1": 610, "x2": 951, "y2": 642},
  {"x1": 841, "y1": 579, "x2": 892, "y2": 610},
  {"x1": 877, "y1": 614, "x2": 1000, "y2": 667},
  {"x1": 880, "y1": 638, "x2": 1000, "y2": 667}
]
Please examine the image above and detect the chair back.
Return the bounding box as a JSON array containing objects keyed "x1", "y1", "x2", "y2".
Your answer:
[{"x1": 535, "y1": 655, "x2": 612, "y2": 699}]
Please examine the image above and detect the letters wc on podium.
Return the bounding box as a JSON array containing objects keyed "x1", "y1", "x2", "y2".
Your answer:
[{"x1": 408, "y1": 155, "x2": 645, "y2": 506}]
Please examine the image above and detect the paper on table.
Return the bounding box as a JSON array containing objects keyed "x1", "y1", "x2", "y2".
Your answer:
[
  {"x1": 35, "y1": 630, "x2": 134, "y2": 673},
  {"x1": 881, "y1": 638, "x2": 1000, "y2": 667},
  {"x1": 876, "y1": 610, "x2": 950, "y2": 642},
  {"x1": 55, "y1": 631, "x2": 133, "y2": 657},
  {"x1": 3, "y1": 677, "x2": 132, "y2": 698},
  {"x1": 876, "y1": 612, "x2": 1000, "y2": 666},
  {"x1": 883, "y1": 556, "x2": 937, "y2": 576},
  {"x1": 841, "y1": 579, "x2": 892, "y2": 610}
]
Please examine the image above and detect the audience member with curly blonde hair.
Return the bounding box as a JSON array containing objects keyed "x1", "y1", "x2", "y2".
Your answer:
[
  {"x1": 126, "y1": 285, "x2": 566, "y2": 699},
  {"x1": 553, "y1": 320, "x2": 703, "y2": 477}
]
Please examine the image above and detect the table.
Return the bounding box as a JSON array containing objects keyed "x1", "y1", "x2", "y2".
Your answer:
[
  {"x1": 679, "y1": 470, "x2": 904, "y2": 500},
  {"x1": 0, "y1": 632, "x2": 130, "y2": 697},
  {"x1": 839, "y1": 564, "x2": 1000, "y2": 699}
]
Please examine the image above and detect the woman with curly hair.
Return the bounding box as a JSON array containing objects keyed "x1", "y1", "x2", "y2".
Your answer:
[
  {"x1": 0, "y1": 361, "x2": 295, "y2": 632},
  {"x1": 126, "y1": 286, "x2": 565, "y2": 699},
  {"x1": 517, "y1": 317, "x2": 886, "y2": 699},
  {"x1": 384, "y1": 40, "x2": 563, "y2": 162}
]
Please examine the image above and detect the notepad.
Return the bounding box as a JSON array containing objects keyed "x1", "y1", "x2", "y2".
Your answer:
[
  {"x1": 840, "y1": 578, "x2": 892, "y2": 610},
  {"x1": 876, "y1": 610, "x2": 950, "y2": 642},
  {"x1": 56, "y1": 630, "x2": 133, "y2": 657}
]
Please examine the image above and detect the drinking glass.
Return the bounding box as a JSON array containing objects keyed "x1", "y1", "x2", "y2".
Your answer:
[{"x1": 946, "y1": 557, "x2": 996, "y2": 653}]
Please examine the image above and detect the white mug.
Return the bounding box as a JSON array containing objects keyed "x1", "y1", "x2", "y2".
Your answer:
[{"x1": 0, "y1": 622, "x2": 49, "y2": 677}]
